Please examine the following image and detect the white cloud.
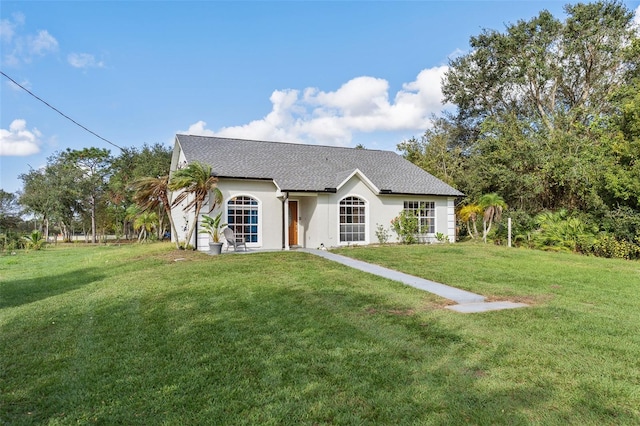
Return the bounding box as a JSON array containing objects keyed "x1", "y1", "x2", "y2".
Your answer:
[
  {"x1": 2, "y1": 13, "x2": 105, "y2": 69},
  {"x1": 183, "y1": 121, "x2": 216, "y2": 137},
  {"x1": 0, "y1": 12, "x2": 24, "y2": 44},
  {"x1": 68, "y1": 52, "x2": 105, "y2": 69},
  {"x1": 1, "y1": 13, "x2": 59, "y2": 66},
  {"x1": 182, "y1": 66, "x2": 451, "y2": 147},
  {"x1": 28, "y1": 30, "x2": 58, "y2": 56},
  {"x1": 633, "y1": 5, "x2": 640, "y2": 32},
  {"x1": 0, "y1": 119, "x2": 42, "y2": 156}
]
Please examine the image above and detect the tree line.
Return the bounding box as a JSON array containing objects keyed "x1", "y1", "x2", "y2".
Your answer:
[
  {"x1": 0, "y1": 143, "x2": 173, "y2": 249},
  {"x1": 398, "y1": 0, "x2": 640, "y2": 259},
  {"x1": 0, "y1": 142, "x2": 226, "y2": 252}
]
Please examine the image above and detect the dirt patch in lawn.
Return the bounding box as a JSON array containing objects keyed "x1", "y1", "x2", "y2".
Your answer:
[{"x1": 485, "y1": 293, "x2": 554, "y2": 306}]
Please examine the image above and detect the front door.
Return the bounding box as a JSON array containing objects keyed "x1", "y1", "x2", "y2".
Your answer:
[{"x1": 288, "y1": 201, "x2": 298, "y2": 246}]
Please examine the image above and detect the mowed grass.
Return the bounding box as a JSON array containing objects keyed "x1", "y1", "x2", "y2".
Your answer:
[{"x1": 1, "y1": 243, "x2": 638, "y2": 425}]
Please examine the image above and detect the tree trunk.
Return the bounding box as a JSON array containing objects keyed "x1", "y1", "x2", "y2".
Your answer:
[
  {"x1": 183, "y1": 204, "x2": 202, "y2": 249},
  {"x1": 164, "y1": 195, "x2": 180, "y2": 249},
  {"x1": 483, "y1": 219, "x2": 494, "y2": 243},
  {"x1": 62, "y1": 221, "x2": 70, "y2": 242},
  {"x1": 90, "y1": 194, "x2": 97, "y2": 244}
]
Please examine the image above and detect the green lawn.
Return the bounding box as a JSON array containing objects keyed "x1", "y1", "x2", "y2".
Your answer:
[{"x1": 1, "y1": 243, "x2": 639, "y2": 425}]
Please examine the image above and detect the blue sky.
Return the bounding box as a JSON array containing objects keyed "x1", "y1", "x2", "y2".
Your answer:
[{"x1": 2, "y1": 1, "x2": 639, "y2": 194}]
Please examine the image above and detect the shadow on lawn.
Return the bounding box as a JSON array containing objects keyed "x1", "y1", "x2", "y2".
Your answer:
[
  {"x1": 0, "y1": 267, "x2": 105, "y2": 309},
  {"x1": 1, "y1": 272, "x2": 577, "y2": 424},
  {"x1": 3, "y1": 290, "x2": 559, "y2": 425}
]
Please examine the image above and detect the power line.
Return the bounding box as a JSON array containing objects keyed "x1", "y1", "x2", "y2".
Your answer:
[{"x1": 1, "y1": 70, "x2": 123, "y2": 151}]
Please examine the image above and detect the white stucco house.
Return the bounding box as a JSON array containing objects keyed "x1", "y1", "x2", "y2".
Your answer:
[{"x1": 170, "y1": 135, "x2": 464, "y2": 251}]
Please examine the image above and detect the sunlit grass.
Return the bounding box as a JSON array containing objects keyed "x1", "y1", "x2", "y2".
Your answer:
[{"x1": 1, "y1": 243, "x2": 639, "y2": 424}]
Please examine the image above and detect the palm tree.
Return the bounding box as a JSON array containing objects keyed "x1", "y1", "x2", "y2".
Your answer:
[
  {"x1": 22, "y1": 230, "x2": 46, "y2": 250},
  {"x1": 133, "y1": 211, "x2": 158, "y2": 242},
  {"x1": 132, "y1": 175, "x2": 179, "y2": 248},
  {"x1": 458, "y1": 203, "x2": 482, "y2": 239},
  {"x1": 168, "y1": 162, "x2": 223, "y2": 248},
  {"x1": 479, "y1": 193, "x2": 507, "y2": 243}
]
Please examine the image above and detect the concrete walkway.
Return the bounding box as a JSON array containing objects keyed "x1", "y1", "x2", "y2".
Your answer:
[{"x1": 303, "y1": 249, "x2": 528, "y2": 313}]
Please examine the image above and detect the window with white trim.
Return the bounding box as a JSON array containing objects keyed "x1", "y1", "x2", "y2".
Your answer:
[
  {"x1": 339, "y1": 196, "x2": 366, "y2": 242},
  {"x1": 227, "y1": 196, "x2": 259, "y2": 243},
  {"x1": 404, "y1": 201, "x2": 435, "y2": 234}
]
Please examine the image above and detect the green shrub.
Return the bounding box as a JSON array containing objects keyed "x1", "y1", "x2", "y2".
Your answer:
[
  {"x1": 504, "y1": 210, "x2": 536, "y2": 247},
  {"x1": 584, "y1": 234, "x2": 640, "y2": 260},
  {"x1": 375, "y1": 223, "x2": 390, "y2": 244},
  {"x1": 531, "y1": 210, "x2": 597, "y2": 253},
  {"x1": 600, "y1": 206, "x2": 640, "y2": 243},
  {"x1": 0, "y1": 232, "x2": 23, "y2": 252},
  {"x1": 391, "y1": 210, "x2": 418, "y2": 244},
  {"x1": 22, "y1": 230, "x2": 47, "y2": 251}
]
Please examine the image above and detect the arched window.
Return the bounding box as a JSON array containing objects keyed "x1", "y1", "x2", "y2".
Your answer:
[
  {"x1": 339, "y1": 196, "x2": 366, "y2": 243},
  {"x1": 227, "y1": 196, "x2": 259, "y2": 243}
]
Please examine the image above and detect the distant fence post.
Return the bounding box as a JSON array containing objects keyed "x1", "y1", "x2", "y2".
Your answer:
[{"x1": 508, "y1": 217, "x2": 512, "y2": 248}]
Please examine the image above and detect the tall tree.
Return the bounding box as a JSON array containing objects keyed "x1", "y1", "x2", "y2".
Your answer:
[
  {"x1": 0, "y1": 190, "x2": 23, "y2": 241},
  {"x1": 108, "y1": 147, "x2": 137, "y2": 239},
  {"x1": 109, "y1": 143, "x2": 172, "y2": 239},
  {"x1": 440, "y1": 1, "x2": 639, "y2": 213},
  {"x1": 0, "y1": 190, "x2": 20, "y2": 226},
  {"x1": 60, "y1": 148, "x2": 112, "y2": 243},
  {"x1": 168, "y1": 162, "x2": 222, "y2": 248},
  {"x1": 397, "y1": 116, "x2": 465, "y2": 187},
  {"x1": 19, "y1": 158, "x2": 82, "y2": 241},
  {"x1": 444, "y1": 1, "x2": 636, "y2": 131},
  {"x1": 598, "y1": 80, "x2": 640, "y2": 211}
]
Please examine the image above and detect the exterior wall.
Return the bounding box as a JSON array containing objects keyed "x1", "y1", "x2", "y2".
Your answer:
[
  {"x1": 215, "y1": 179, "x2": 282, "y2": 250},
  {"x1": 365, "y1": 194, "x2": 454, "y2": 245},
  {"x1": 303, "y1": 193, "x2": 332, "y2": 249},
  {"x1": 447, "y1": 198, "x2": 456, "y2": 242},
  {"x1": 170, "y1": 148, "x2": 191, "y2": 247},
  {"x1": 332, "y1": 176, "x2": 377, "y2": 246},
  {"x1": 301, "y1": 174, "x2": 457, "y2": 248},
  {"x1": 170, "y1": 161, "x2": 458, "y2": 250},
  {"x1": 170, "y1": 173, "x2": 283, "y2": 250}
]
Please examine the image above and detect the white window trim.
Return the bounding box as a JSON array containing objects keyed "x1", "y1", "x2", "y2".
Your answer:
[
  {"x1": 404, "y1": 200, "x2": 436, "y2": 236},
  {"x1": 337, "y1": 194, "x2": 369, "y2": 245},
  {"x1": 225, "y1": 194, "x2": 262, "y2": 248}
]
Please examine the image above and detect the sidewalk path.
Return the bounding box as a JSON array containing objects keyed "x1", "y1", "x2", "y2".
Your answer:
[{"x1": 303, "y1": 249, "x2": 527, "y2": 313}]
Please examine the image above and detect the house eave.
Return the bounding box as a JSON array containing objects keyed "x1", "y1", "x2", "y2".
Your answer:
[
  {"x1": 377, "y1": 191, "x2": 465, "y2": 197},
  {"x1": 279, "y1": 188, "x2": 338, "y2": 194},
  {"x1": 216, "y1": 175, "x2": 273, "y2": 182}
]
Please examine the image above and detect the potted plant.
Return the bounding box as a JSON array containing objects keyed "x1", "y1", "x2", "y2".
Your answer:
[{"x1": 199, "y1": 212, "x2": 226, "y2": 255}]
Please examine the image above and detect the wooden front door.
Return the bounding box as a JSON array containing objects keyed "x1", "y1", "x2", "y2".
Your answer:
[{"x1": 288, "y1": 201, "x2": 298, "y2": 246}]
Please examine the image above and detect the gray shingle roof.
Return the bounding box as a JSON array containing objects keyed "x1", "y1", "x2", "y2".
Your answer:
[{"x1": 175, "y1": 135, "x2": 463, "y2": 196}]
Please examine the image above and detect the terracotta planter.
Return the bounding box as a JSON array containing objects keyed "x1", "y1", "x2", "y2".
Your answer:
[{"x1": 209, "y1": 242, "x2": 224, "y2": 255}]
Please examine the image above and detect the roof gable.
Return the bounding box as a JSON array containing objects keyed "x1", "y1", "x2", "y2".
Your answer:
[
  {"x1": 174, "y1": 135, "x2": 463, "y2": 197},
  {"x1": 335, "y1": 168, "x2": 379, "y2": 194}
]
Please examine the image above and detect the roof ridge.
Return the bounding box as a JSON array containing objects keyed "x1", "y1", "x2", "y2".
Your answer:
[{"x1": 176, "y1": 134, "x2": 396, "y2": 154}]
